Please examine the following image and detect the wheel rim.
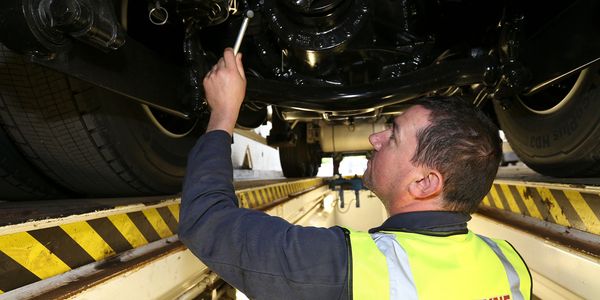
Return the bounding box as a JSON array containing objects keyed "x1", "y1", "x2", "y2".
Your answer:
[{"x1": 517, "y1": 67, "x2": 592, "y2": 115}]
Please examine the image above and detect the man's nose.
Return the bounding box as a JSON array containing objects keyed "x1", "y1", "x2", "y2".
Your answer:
[{"x1": 369, "y1": 131, "x2": 383, "y2": 151}]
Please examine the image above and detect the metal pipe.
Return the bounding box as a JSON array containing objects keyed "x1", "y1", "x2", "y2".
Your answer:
[{"x1": 177, "y1": 272, "x2": 219, "y2": 300}]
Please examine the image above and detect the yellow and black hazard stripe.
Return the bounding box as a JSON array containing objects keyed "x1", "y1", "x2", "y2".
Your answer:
[
  {"x1": 236, "y1": 178, "x2": 325, "y2": 209},
  {"x1": 0, "y1": 203, "x2": 180, "y2": 294},
  {"x1": 0, "y1": 178, "x2": 325, "y2": 294},
  {"x1": 481, "y1": 180, "x2": 600, "y2": 236}
]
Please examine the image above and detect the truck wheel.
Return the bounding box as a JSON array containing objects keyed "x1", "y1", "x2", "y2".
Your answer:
[
  {"x1": 494, "y1": 65, "x2": 600, "y2": 177},
  {"x1": 0, "y1": 46, "x2": 204, "y2": 197},
  {"x1": 0, "y1": 127, "x2": 66, "y2": 200},
  {"x1": 279, "y1": 123, "x2": 322, "y2": 178},
  {"x1": 280, "y1": 147, "x2": 321, "y2": 177}
]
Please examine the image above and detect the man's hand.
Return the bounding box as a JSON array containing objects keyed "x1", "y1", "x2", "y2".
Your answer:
[{"x1": 203, "y1": 48, "x2": 247, "y2": 135}]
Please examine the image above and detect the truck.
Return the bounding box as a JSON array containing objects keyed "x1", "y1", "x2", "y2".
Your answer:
[{"x1": 0, "y1": 0, "x2": 598, "y2": 200}]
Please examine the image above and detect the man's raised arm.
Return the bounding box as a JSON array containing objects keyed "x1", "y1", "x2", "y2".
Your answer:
[{"x1": 178, "y1": 48, "x2": 349, "y2": 299}]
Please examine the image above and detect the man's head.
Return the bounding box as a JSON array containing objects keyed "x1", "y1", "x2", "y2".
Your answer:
[{"x1": 363, "y1": 97, "x2": 502, "y2": 214}]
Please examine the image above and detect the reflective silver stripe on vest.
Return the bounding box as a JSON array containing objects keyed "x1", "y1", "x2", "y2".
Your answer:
[
  {"x1": 477, "y1": 235, "x2": 524, "y2": 300},
  {"x1": 371, "y1": 232, "x2": 418, "y2": 300}
]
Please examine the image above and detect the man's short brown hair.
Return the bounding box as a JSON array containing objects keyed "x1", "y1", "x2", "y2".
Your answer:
[{"x1": 411, "y1": 97, "x2": 502, "y2": 213}]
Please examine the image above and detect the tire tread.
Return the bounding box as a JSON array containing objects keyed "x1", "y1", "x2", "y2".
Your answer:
[{"x1": 0, "y1": 45, "x2": 155, "y2": 196}]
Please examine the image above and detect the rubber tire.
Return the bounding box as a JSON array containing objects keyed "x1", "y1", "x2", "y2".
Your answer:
[
  {"x1": 494, "y1": 67, "x2": 600, "y2": 177},
  {"x1": 0, "y1": 126, "x2": 66, "y2": 200},
  {"x1": 0, "y1": 45, "x2": 203, "y2": 198},
  {"x1": 279, "y1": 123, "x2": 322, "y2": 178}
]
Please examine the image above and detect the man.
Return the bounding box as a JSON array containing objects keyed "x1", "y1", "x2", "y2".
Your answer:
[{"x1": 179, "y1": 48, "x2": 532, "y2": 299}]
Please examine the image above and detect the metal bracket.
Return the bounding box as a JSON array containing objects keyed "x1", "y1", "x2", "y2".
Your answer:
[{"x1": 329, "y1": 176, "x2": 367, "y2": 208}]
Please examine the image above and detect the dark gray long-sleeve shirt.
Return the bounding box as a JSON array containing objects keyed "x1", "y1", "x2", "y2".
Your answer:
[
  {"x1": 179, "y1": 130, "x2": 350, "y2": 299},
  {"x1": 179, "y1": 130, "x2": 471, "y2": 299}
]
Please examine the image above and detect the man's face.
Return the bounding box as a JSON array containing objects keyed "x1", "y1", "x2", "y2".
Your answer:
[{"x1": 363, "y1": 105, "x2": 431, "y2": 206}]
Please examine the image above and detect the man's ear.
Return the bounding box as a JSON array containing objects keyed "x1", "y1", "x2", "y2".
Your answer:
[{"x1": 408, "y1": 169, "x2": 443, "y2": 199}]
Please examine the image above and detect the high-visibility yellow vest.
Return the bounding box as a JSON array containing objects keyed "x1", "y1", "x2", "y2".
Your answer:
[{"x1": 347, "y1": 229, "x2": 531, "y2": 300}]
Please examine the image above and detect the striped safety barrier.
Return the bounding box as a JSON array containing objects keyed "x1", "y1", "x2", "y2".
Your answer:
[
  {"x1": 236, "y1": 178, "x2": 325, "y2": 209},
  {"x1": 0, "y1": 202, "x2": 180, "y2": 294},
  {"x1": 0, "y1": 178, "x2": 324, "y2": 294},
  {"x1": 481, "y1": 180, "x2": 600, "y2": 236}
]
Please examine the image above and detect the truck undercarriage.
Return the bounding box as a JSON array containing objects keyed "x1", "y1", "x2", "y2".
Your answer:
[{"x1": 0, "y1": 0, "x2": 599, "y2": 199}]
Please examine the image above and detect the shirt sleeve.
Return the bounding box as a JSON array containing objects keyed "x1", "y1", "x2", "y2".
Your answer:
[{"x1": 179, "y1": 130, "x2": 349, "y2": 300}]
